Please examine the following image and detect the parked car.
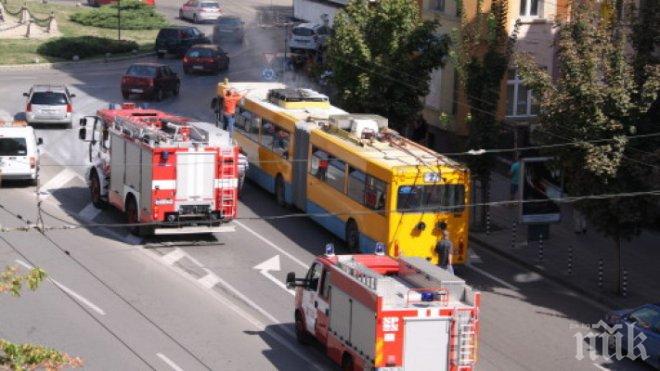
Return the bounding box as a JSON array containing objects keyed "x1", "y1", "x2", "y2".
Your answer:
[
  {"x1": 0, "y1": 121, "x2": 43, "y2": 185},
  {"x1": 155, "y1": 26, "x2": 210, "y2": 58},
  {"x1": 23, "y1": 85, "x2": 75, "y2": 127},
  {"x1": 179, "y1": 0, "x2": 222, "y2": 23},
  {"x1": 121, "y1": 63, "x2": 180, "y2": 101},
  {"x1": 288, "y1": 23, "x2": 331, "y2": 53},
  {"x1": 604, "y1": 303, "x2": 659, "y2": 369},
  {"x1": 213, "y1": 15, "x2": 245, "y2": 43},
  {"x1": 183, "y1": 44, "x2": 229, "y2": 75}
]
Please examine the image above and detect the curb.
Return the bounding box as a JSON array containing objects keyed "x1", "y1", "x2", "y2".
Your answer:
[
  {"x1": 0, "y1": 52, "x2": 156, "y2": 71},
  {"x1": 469, "y1": 234, "x2": 622, "y2": 310}
]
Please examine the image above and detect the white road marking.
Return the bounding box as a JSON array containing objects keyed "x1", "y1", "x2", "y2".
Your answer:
[
  {"x1": 156, "y1": 353, "x2": 184, "y2": 371},
  {"x1": 162, "y1": 248, "x2": 186, "y2": 265},
  {"x1": 197, "y1": 269, "x2": 220, "y2": 289},
  {"x1": 513, "y1": 272, "x2": 543, "y2": 283},
  {"x1": 469, "y1": 251, "x2": 483, "y2": 263},
  {"x1": 142, "y1": 249, "x2": 325, "y2": 370},
  {"x1": 234, "y1": 220, "x2": 309, "y2": 269},
  {"x1": 78, "y1": 203, "x2": 102, "y2": 221},
  {"x1": 15, "y1": 259, "x2": 106, "y2": 316},
  {"x1": 466, "y1": 263, "x2": 519, "y2": 291},
  {"x1": 38, "y1": 168, "x2": 79, "y2": 198},
  {"x1": 254, "y1": 255, "x2": 295, "y2": 296}
]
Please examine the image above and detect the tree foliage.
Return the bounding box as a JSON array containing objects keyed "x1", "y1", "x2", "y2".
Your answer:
[
  {"x1": 325, "y1": 0, "x2": 448, "y2": 132},
  {"x1": 1, "y1": 266, "x2": 83, "y2": 370},
  {"x1": 450, "y1": 0, "x2": 516, "y2": 225},
  {"x1": 516, "y1": 0, "x2": 659, "y2": 292}
]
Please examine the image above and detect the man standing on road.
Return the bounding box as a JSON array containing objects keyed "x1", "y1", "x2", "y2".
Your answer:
[
  {"x1": 222, "y1": 88, "x2": 244, "y2": 135},
  {"x1": 435, "y1": 223, "x2": 454, "y2": 274},
  {"x1": 509, "y1": 156, "x2": 521, "y2": 201}
]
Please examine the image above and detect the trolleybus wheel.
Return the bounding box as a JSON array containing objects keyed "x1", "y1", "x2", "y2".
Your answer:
[
  {"x1": 275, "y1": 175, "x2": 286, "y2": 207},
  {"x1": 345, "y1": 219, "x2": 359, "y2": 252}
]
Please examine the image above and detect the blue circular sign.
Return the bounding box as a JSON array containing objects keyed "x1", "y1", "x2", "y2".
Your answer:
[{"x1": 262, "y1": 68, "x2": 276, "y2": 81}]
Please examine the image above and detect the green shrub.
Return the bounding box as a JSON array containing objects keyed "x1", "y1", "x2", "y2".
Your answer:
[
  {"x1": 37, "y1": 36, "x2": 139, "y2": 59},
  {"x1": 70, "y1": 0, "x2": 168, "y2": 30}
]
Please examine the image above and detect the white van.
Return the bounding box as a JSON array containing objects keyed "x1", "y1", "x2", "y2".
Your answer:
[{"x1": 0, "y1": 122, "x2": 43, "y2": 184}]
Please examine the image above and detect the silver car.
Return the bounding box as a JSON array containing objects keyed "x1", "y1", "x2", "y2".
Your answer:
[
  {"x1": 24, "y1": 85, "x2": 75, "y2": 127},
  {"x1": 179, "y1": 0, "x2": 222, "y2": 23},
  {"x1": 288, "y1": 23, "x2": 331, "y2": 53}
]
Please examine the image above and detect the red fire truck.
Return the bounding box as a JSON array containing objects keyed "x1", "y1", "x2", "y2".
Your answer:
[
  {"x1": 286, "y1": 244, "x2": 480, "y2": 371},
  {"x1": 78, "y1": 103, "x2": 243, "y2": 236}
]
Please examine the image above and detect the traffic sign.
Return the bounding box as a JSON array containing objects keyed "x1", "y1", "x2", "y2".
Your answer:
[{"x1": 261, "y1": 68, "x2": 276, "y2": 81}]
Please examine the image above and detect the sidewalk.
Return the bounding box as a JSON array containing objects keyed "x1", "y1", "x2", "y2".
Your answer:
[{"x1": 469, "y1": 171, "x2": 660, "y2": 310}]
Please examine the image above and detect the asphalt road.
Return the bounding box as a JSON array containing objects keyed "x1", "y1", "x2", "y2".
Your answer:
[{"x1": 0, "y1": 0, "x2": 655, "y2": 370}]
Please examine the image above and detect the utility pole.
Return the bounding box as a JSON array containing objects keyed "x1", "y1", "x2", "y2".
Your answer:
[{"x1": 117, "y1": 0, "x2": 121, "y2": 40}]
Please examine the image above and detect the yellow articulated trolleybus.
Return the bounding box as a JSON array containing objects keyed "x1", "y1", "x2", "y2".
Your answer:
[{"x1": 217, "y1": 81, "x2": 471, "y2": 264}]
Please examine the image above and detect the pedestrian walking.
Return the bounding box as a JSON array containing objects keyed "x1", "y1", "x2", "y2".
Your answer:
[
  {"x1": 573, "y1": 208, "x2": 587, "y2": 234},
  {"x1": 222, "y1": 88, "x2": 244, "y2": 135},
  {"x1": 509, "y1": 157, "x2": 521, "y2": 202},
  {"x1": 435, "y1": 225, "x2": 454, "y2": 274}
]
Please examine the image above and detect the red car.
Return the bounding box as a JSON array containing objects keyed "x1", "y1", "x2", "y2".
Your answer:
[
  {"x1": 121, "y1": 63, "x2": 180, "y2": 101},
  {"x1": 182, "y1": 44, "x2": 229, "y2": 75}
]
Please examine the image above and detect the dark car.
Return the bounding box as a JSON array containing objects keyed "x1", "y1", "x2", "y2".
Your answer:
[
  {"x1": 604, "y1": 303, "x2": 660, "y2": 369},
  {"x1": 183, "y1": 44, "x2": 229, "y2": 75},
  {"x1": 121, "y1": 63, "x2": 180, "y2": 101},
  {"x1": 155, "y1": 26, "x2": 210, "y2": 58},
  {"x1": 213, "y1": 15, "x2": 245, "y2": 43}
]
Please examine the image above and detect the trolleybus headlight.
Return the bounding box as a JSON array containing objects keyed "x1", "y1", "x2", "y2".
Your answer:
[
  {"x1": 437, "y1": 221, "x2": 447, "y2": 230},
  {"x1": 416, "y1": 222, "x2": 426, "y2": 231}
]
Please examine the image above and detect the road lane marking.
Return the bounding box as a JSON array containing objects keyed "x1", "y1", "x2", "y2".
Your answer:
[
  {"x1": 234, "y1": 220, "x2": 309, "y2": 269},
  {"x1": 15, "y1": 259, "x2": 106, "y2": 316},
  {"x1": 156, "y1": 353, "x2": 184, "y2": 371},
  {"x1": 142, "y1": 250, "x2": 325, "y2": 370},
  {"x1": 38, "y1": 168, "x2": 79, "y2": 199},
  {"x1": 254, "y1": 255, "x2": 295, "y2": 296},
  {"x1": 197, "y1": 269, "x2": 220, "y2": 289},
  {"x1": 78, "y1": 203, "x2": 102, "y2": 221},
  {"x1": 466, "y1": 263, "x2": 519, "y2": 291},
  {"x1": 162, "y1": 248, "x2": 186, "y2": 265}
]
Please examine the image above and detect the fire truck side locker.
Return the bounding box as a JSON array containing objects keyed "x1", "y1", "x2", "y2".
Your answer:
[{"x1": 109, "y1": 132, "x2": 125, "y2": 208}]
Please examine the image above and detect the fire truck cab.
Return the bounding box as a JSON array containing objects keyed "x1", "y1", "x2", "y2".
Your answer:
[
  {"x1": 286, "y1": 244, "x2": 480, "y2": 371},
  {"x1": 78, "y1": 103, "x2": 244, "y2": 236}
]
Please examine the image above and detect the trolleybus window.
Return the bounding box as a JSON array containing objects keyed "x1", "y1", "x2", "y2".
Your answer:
[
  {"x1": 310, "y1": 147, "x2": 345, "y2": 193},
  {"x1": 272, "y1": 127, "x2": 290, "y2": 159},
  {"x1": 347, "y1": 167, "x2": 366, "y2": 204},
  {"x1": 260, "y1": 120, "x2": 275, "y2": 148},
  {"x1": 365, "y1": 175, "x2": 387, "y2": 211},
  {"x1": 235, "y1": 107, "x2": 251, "y2": 132},
  {"x1": 397, "y1": 184, "x2": 465, "y2": 212}
]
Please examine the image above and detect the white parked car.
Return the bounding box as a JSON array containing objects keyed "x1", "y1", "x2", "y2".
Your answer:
[
  {"x1": 23, "y1": 85, "x2": 75, "y2": 127},
  {"x1": 0, "y1": 121, "x2": 43, "y2": 184},
  {"x1": 288, "y1": 23, "x2": 331, "y2": 53},
  {"x1": 179, "y1": 0, "x2": 222, "y2": 23}
]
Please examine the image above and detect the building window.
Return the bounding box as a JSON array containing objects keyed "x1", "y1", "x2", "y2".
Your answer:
[
  {"x1": 506, "y1": 69, "x2": 539, "y2": 117},
  {"x1": 520, "y1": 0, "x2": 541, "y2": 17},
  {"x1": 435, "y1": 0, "x2": 445, "y2": 12}
]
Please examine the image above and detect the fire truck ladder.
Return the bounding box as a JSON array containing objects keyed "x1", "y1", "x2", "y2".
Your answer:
[
  {"x1": 336, "y1": 259, "x2": 379, "y2": 290},
  {"x1": 219, "y1": 148, "x2": 237, "y2": 219},
  {"x1": 451, "y1": 308, "x2": 478, "y2": 370}
]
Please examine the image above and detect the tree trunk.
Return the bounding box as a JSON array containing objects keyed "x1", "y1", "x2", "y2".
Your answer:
[{"x1": 614, "y1": 234, "x2": 622, "y2": 295}]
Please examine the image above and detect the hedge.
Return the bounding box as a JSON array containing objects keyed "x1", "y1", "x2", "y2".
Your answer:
[
  {"x1": 70, "y1": 0, "x2": 168, "y2": 30},
  {"x1": 37, "y1": 36, "x2": 139, "y2": 59}
]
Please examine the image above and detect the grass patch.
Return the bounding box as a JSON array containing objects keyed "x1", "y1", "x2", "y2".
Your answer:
[
  {"x1": 0, "y1": 0, "x2": 162, "y2": 64},
  {"x1": 70, "y1": 0, "x2": 168, "y2": 30}
]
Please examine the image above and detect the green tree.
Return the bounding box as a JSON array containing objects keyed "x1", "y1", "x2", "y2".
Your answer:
[
  {"x1": 1, "y1": 266, "x2": 82, "y2": 370},
  {"x1": 450, "y1": 0, "x2": 517, "y2": 227},
  {"x1": 516, "y1": 0, "x2": 660, "y2": 294},
  {"x1": 325, "y1": 0, "x2": 448, "y2": 133}
]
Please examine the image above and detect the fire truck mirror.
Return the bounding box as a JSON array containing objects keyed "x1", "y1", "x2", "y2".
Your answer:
[
  {"x1": 79, "y1": 118, "x2": 87, "y2": 127},
  {"x1": 286, "y1": 272, "x2": 296, "y2": 289},
  {"x1": 78, "y1": 128, "x2": 87, "y2": 141}
]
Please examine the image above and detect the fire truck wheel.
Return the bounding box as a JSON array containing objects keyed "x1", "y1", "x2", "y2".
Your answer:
[
  {"x1": 275, "y1": 175, "x2": 286, "y2": 207},
  {"x1": 294, "y1": 311, "x2": 311, "y2": 345},
  {"x1": 90, "y1": 172, "x2": 107, "y2": 209},
  {"x1": 125, "y1": 196, "x2": 140, "y2": 235},
  {"x1": 345, "y1": 219, "x2": 359, "y2": 252},
  {"x1": 341, "y1": 353, "x2": 353, "y2": 371}
]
